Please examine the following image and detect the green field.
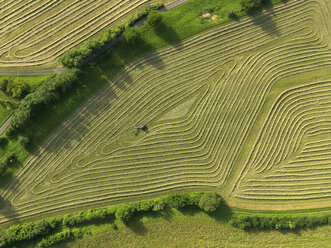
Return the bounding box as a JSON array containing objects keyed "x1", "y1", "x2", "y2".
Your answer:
[{"x1": 58, "y1": 209, "x2": 331, "y2": 248}]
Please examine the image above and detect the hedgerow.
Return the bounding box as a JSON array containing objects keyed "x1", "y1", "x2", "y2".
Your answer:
[
  {"x1": 60, "y1": 4, "x2": 164, "y2": 68},
  {"x1": 0, "y1": 192, "x2": 220, "y2": 247},
  {"x1": 229, "y1": 215, "x2": 331, "y2": 230},
  {"x1": 9, "y1": 69, "x2": 80, "y2": 132},
  {"x1": 0, "y1": 78, "x2": 30, "y2": 100}
]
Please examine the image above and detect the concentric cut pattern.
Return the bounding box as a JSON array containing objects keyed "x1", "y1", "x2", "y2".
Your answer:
[
  {"x1": 0, "y1": 0, "x2": 163, "y2": 69},
  {"x1": 0, "y1": 0, "x2": 330, "y2": 227}
]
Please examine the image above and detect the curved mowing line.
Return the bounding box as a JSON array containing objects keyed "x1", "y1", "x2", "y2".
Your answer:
[{"x1": 0, "y1": 0, "x2": 330, "y2": 227}]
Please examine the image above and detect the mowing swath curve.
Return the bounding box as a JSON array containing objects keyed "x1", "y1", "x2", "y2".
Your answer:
[
  {"x1": 0, "y1": 0, "x2": 330, "y2": 227},
  {"x1": 0, "y1": 0, "x2": 162, "y2": 70}
]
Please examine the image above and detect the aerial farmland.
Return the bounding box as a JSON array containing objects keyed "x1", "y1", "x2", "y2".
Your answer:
[{"x1": 0, "y1": 0, "x2": 330, "y2": 247}]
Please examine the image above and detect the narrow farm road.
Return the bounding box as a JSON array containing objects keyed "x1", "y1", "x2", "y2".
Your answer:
[
  {"x1": 0, "y1": 69, "x2": 66, "y2": 76},
  {"x1": 0, "y1": 115, "x2": 12, "y2": 135}
]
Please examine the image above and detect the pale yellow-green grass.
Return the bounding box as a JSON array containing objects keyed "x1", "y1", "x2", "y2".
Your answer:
[
  {"x1": 59, "y1": 210, "x2": 331, "y2": 248},
  {"x1": 0, "y1": 0, "x2": 330, "y2": 228},
  {"x1": 0, "y1": 0, "x2": 173, "y2": 71}
]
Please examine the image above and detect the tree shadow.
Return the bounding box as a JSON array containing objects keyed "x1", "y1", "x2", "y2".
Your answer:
[
  {"x1": 250, "y1": 4, "x2": 280, "y2": 37},
  {"x1": 155, "y1": 22, "x2": 183, "y2": 51},
  {"x1": 126, "y1": 218, "x2": 147, "y2": 235},
  {"x1": 0, "y1": 192, "x2": 20, "y2": 225}
]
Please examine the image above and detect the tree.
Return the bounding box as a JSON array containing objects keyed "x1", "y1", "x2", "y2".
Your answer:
[
  {"x1": 0, "y1": 163, "x2": 7, "y2": 177},
  {"x1": 123, "y1": 27, "x2": 140, "y2": 45},
  {"x1": 198, "y1": 192, "x2": 222, "y2": 212},
  {"x1": 19, "y1": 136, "x2": 30, "y2": 148},
  {"x1": 240, "y1": 0, "x2": 261, "y2": 12},
  {"x1": 2, "y1": 153, "x2": 17, "y2": 166},
  {"x1": 0, "y1": 137, "x2": 7, "y2": 147},
  {"x1": 146, "y1": 10, "x2": 162, "y2": 28}
]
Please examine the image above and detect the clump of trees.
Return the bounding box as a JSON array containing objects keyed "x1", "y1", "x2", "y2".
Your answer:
[
  {"x1": 123, "y1": 27, "x2": 140, "y2": 45},
  {"x1": 229, "y1": 215, "x2": 331, "y2": 230},
  {"x1": 240, "y1": 0, "x2": 261, "y2": 12},
  {"x1": 0, "y1": 137, "x2": 7, "y2": 147},
  {"x1": 60, "y1": 27, "x2": 122, "y2": 68},
  {"x1": 198, "y1": 192, "x2": 222, "y2": 212},
  {"x1": 60, "y1": 4, "x2": 164, "y2": 68},
  {"x1": 0, "y1": 78, "x2": 30, "y2": 99},
  {"x1": 2, "y1": 153, "x2": 16, "y2": 166},
  {"x1": 0, "y1": 192, "x2": 222, "y2": 247},
  {"x1": 19, "y1": 136, "x2": 30, "y2": 148},
  {"x1": 146, "y1": 10, "x2": 163, "y2": 28},
  {"x1": 9, "y1": 69, "x2": 80, "y2": 132}
]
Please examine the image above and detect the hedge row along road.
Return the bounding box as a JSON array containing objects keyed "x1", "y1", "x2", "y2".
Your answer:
[
  {"x1": 0, "y1": 0, "x2": 330, "y2": 228},
  {"x1": 0, "y1": 0, "x2": 178, "y2": 71}
]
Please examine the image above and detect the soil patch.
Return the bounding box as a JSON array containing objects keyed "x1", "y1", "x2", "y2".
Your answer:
[
  {"x1": 209, "y1": 15, "x2": 218, "y2": 22},
  {"x1": 201, "y1": 11, "x2": 211, "y2": 18}
]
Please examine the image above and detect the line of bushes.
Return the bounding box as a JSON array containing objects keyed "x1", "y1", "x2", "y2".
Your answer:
[
  {"x1": 0, "y1": 192, "x2": 221, "y2": 247},
  {"x1": 0, "y1": 78, "x2": 30, "y2": 100},
  {"x1": 229, "y1": 214, "x2": 331, "y2": 230},
  {"x1": 60, "y1": 4, "x2": 164, "y2": 68},
  {"x1": 36, "y1": 229, "x2": 84, "y2": 248},
  {"x1": 8, "y1": 69, "x2": 80, "y2": 134}
]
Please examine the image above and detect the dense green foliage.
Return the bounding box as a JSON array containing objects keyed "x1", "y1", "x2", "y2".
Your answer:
[
  {"x1": 240, "y1": 0, "x2": 261, "y2": 12},
  {"x1": 198, "y1": 192, "x2": 222, "y2": 212},
  {"x1": 36, "y1": 229, "x2": 84, "y2": 248},
  {"x1": 0, "y1": 191, "x2": 330, "y2": 247},
  {"x1": 229, "y1": 215, "x2": 331, "y2": 230},
  {"x1": 18, "y1": 136, "x2": 30, "y2": 148},
  {"x1": 2, "y1": 153, "x2": 16, "y2": 166},
  {"x1": 0, "y1": 79, "x2": 30, "y2": 100},
  {"x1": 123, "y1": 27, "x2": 140, "y2": 45},
  {"x1": 146, "y1": 10, "x2": 163, "y2": 28},
  {"x1": 0, "y1": 192, "x2": 221, "y2": 247},
  {"x1": 60, "y1": 28, "x2": 122, "y2": 68},
  {"x1": 9, "y1": 69, "x2": 80, "y2": 132},
  {"x1": 0, "y1": 137, "x2": 7, "y2": 147}
]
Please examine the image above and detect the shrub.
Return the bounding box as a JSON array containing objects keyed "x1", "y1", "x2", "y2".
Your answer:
[
  {"x1": 123, "y1": 27, "x2": 140, "y2": 45},
  {"x1": 228, "y1": 10, "x2": 237, "y2": 19},
  {"x1": 0, "y1": 137, "x2": 7, "y2": 147},
  {"x1": 146, "y1": 10, "x2": 162, "y2": 28},
  {"x1": 0, "y1": 78, "x2": 30, "y2": 99},
  {"x1": 0, "y1": 163, "x2": 7, "y2": 177},
  {"x1": 0, "y1": 79, "x2": 9, "y2": 91},
  {"x1": 115, "y1": 204, "x2": 135, "y2": 223},
  {"x1": 240, "y1": 0, "x2": 261, "y2": 12},
  {"x1": 19, "y1": 136, "x2": 30, "y2": 148},
  {"x1": 165, "y1": 193, "x2": 192, "y2": 208},
  {"x1": 2, "y1": 153, "x2": 16, "y2": 166},
  {"x1": 198, "y1": 192, "x2": 222, "y2": 212},
  {"x1": 111, "y1": 223, "x2": 118, "y2": 230},
  {"x1": 10, "y1": 69, "x2": 80, "y2": 131}
]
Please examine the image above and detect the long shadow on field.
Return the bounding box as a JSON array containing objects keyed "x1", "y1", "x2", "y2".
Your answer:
[
  {"x1": 40, "y1": 38, "x2": 167, "y2": 156},
  {"x1": 250, "y1": 4, "x2": 280, "y2": 37},
  {"x1": 0, "y1": 194, "x2": 20, "y2": 226},
  {"x1": 155, "y1": 22, "x2": 183, "y2": 51}
]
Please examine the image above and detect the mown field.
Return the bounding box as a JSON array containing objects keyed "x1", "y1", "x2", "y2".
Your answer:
[
  {"x1": 0, "y1": 0, "x2": 330, "y2": 232},
  {"x1": 58, "y1": 209, "x2": 331, "y2": 248},
  {"x1": 0, "y1": 0, "x2": 174, "y2": 70}
]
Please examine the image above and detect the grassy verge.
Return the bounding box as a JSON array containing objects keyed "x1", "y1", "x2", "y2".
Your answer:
[
  {"x1": 1, "y1": 191, "x2": 330, "y2": 248},
  {"x1": 0, "y1": 75, "x2": 53, "y2": 90},
  {"x1": 57, "y1": 211, "x2": 331, "y2": 248}
]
